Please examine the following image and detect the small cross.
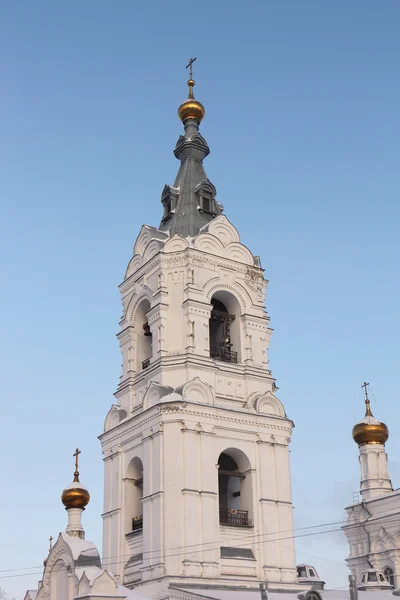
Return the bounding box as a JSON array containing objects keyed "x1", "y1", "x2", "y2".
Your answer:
[
  {"x1": 361, "y1": 381, "x2": 370, "y2": 401},
  {"x1": 186, "y1": 57, "x2": 197, "y2": 79},
  {"x1": 73, "y1": 448, "x2": 81, "y2": 472},
  {"x1": 49, "y1": 536, "x2": 53, "y2": 551}
]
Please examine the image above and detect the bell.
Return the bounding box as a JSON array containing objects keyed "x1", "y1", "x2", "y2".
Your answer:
[{"x1": 143, "y1": 322, "x2": 152, "y2": 337}]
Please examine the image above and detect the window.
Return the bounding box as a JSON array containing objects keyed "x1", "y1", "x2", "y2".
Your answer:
[
  {"x1": 202, "y1": 196, "x2": 211, "y2": 212},
  {"x1": 209, "y1": 298, "x2": 237, "y2": 363},
  {"x1": 134, "y1": 299, "x2": 152, "y2": 371},
  {"x1": 368, "y1": 572, "x2": 378, "y2": 582},
  {"x1": 384, "y1": 567, "x2": 394, "y2": 587},
  {"x1": 309, "y1": 569, "x2": 316, "y2": 577},
  {"x1": 125, "y1": 457, "x2": 144, "y2": 534},
  {"x1": 218, "y1": 449, "x2": 253, "y2": 527},
  {"x1": 297, "y1": 567, "x2": 307, "y2": 578}
]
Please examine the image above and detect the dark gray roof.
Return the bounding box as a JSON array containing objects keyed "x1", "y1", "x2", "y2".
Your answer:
[{"x1": 159, "y1": 118, "x2": 222, "y2": 238}]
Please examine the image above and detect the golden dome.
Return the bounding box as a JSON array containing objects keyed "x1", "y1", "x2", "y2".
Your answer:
[
  {"x1": 352, "y1": 399, "x2": 389, "y2": 446},
  {"x1": 178, "y1": 78, "x2": 205, "y2": 123},
  {"x1": 61, "y1": 448, "x2": 90, "y2": 510},
  {"x1": 62, "y1": 481, "x2": 90, "y2": 510}
]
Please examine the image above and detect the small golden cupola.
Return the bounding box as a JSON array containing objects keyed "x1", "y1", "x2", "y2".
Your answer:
[
  {"x1": 178, "y1": 57, "x2": 205, "y2": 124},
  {"x1": 61, "y1": 448, "x2": 90, "y2": 510},
  {"x1": 352, "y1": 382, "x2": 389, "y2": 446}
]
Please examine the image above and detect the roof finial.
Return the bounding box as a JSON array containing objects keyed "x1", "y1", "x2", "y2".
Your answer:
[
  {"x1": 185, "y1": 57, "x2": 197, "y2": 99},
  {"x1": 49, "y1": 536, "x2": 53, "y2": 551},
  {"x1": 361, "y1": 381, "x2": 372, "y2": 416},
  {"x1": 73, "y1": 447, "x2": 81, "y2": 483}
]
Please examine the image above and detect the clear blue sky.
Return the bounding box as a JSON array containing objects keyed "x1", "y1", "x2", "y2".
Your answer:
[{"x1": 1, "y1": 1, "x2": 400, "y2": 597}]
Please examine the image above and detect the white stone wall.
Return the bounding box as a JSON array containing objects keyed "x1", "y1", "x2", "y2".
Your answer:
[{"x1": 101, "y1": 216, "x2": 297, "y2": 588}]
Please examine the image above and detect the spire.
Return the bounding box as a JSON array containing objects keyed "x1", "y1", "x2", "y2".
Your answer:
[
  {"x1": 61, "y1": 448, "x2": 90, "y2": 538},
  {"x1": 159, "y1": 59, "x2": 222, "y2": 238}
]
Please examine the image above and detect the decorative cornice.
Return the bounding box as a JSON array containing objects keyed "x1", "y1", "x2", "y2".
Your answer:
[{"x1": 120, "y1": 245, "x2": 266, "y2": 300}]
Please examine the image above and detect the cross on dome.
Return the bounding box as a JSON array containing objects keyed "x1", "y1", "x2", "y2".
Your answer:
[
  {"x1": 186, "y1": 56, "x2": 197, "y2": 79},
  {"x1": 73, "y1": 447, "x2": 81, "y2": 482}
]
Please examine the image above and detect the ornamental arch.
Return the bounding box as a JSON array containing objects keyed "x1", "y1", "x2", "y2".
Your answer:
[
  {"x1": 217, "y1": 447, "x2": 254, "y2": 527},
  {"x1": 125, "y1": 456, "x2": 144, "y2": 534},
  {"x1": 209, "y1": 290, "x2": 242, "y2": 364}
]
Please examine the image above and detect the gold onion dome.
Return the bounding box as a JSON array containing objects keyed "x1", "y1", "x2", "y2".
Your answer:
[
  {"x1": 178, "y1": 78, "x2": 205, "y2": 124},
  {"x1": 352, "y1": 398, "x2": 389, "y2": 446},
  {"x1": 61, "y1": 448, "x2": 90, "y2": 510}
]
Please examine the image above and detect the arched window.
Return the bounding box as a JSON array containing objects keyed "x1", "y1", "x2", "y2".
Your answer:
[
  {"x1": 209, "y1": 292, "x2": 241, "y2": 363},
  {"x1": 384, "y1": 567, "x2": 395, "y2": 587},
  {"x1": 125, "y1": 457, "x2": 143, "y2": 534},
  {"x1": 217, "y1": 449, "x2": 253, "y2": 527},
  {"x1": 134, "y1": 299, "x2": 152, "y2": 370}
]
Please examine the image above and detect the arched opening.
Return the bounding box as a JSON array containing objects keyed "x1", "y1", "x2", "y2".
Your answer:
[
  {"x1": 209, "y1": 291, "x2": 241, "y2": 363},
  {"x1": 217, "y1": 448, "x2": 253, "y2": 527},
  {"x1": 51, "y1": 560, "x2": 69, "y2": 600},
  {"x1": 134, "y1": 299, "x2": 152, "y2": 370},
  {"x1": 125, "y1": 457, "x2": 143, "y2": 534},
  {"x1": 384, "y1": 567, "x2": 395, "y2": 587}
]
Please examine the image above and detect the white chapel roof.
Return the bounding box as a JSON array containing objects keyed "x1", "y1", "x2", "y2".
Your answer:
[{"x1": 60, "y1": 531, "x2": 99, "y2": 561}]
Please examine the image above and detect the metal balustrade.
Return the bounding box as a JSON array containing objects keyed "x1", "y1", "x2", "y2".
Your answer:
[
  {"x1": 219, "y1": 508, "x2": 249, "y2": 526},
  {"x1": 131, "y1": 516, "x2": 143, "y2": 532},
  {"x1": 210, "y1": 347, "x2": 238, "y2": 363}
]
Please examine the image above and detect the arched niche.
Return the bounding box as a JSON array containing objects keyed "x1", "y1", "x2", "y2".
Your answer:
[
  {"x1": 217, "y1": 448, "x2": 253, "y2": 527},
  {"x1": 142, "y1": 239, "x2": 164, "y2": 262},
  {"x1": 180, "y1": 377, "x2": 214, "y2": 405},
  {"x1": 207, "y1": 215, "x2": 240, "y2": 245},
  {"x1": 125, "y1": 456, "x2": 144, "y2": 534},
  {"x1": 254, "y1": 392, "x2": 285, "y2": 417},
  {"x1": 50, "y1": 559, "x2": 70, "y2": 600},
  {"x1": 164, "y1": 235, "x2": 189, "y2": 254},
  {"x1": 125, "y1": 254, "x2": 143, "y2": 279},
  {"x1": 143, "y1": 382, "x2": 175, "y2": 411},
  {"x1": 133, "y1": 298, "x2": 153, "y2": 371},
  {"x1": 194, "y1": 232, "x2": 224, "y2": 256},
  {"x1": 224, "y1": 242, "x2": 254, "y2": 265},
  {"x1": 104, "y1": 405, "x2": 127, "y2": 432},
  {"x1": 209, "y1": 290, "x2": 242, "y2": 363}
]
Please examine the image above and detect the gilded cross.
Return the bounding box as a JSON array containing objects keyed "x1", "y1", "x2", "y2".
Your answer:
[
  {"x1": 361, "y1": 381, "x2": 370, "y2": 401},
  {"x1": 186, "y1": 57, "x2": 197, "y2": 79},
  {"x1": 73, "y1": 448, "x2": 81, "y2": 472}
]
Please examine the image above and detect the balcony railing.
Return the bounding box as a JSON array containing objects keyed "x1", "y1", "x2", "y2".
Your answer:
[
  {"x1": 142, "y1": 358, "x2": 151, "y2": 370},
  {"x1": 219, "y1": 508, "x2": 249, "y2": 527},
  {"x1": 210, "y1": 347, "x2": 238, "y2": 363},
  {"x1": 132, "y1": 516, "x2": 143, "y2": 532}
]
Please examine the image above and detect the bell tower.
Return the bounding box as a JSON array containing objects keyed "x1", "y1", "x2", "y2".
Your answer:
[{"x1": 100, "y1": 64, "x2": 298, "y2": 592}]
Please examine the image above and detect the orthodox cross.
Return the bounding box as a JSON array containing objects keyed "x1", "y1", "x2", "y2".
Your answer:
[
  {"x1": 73, "y1": 447, "x2": 81, "y2": 481},
  {"x1": 361, "y1": 381, "x2": 370, "y2": 401},
  {"x1": 73, "y1": 447, "x2": 81, "y2": 471},
  {"x1": 186, "y1": 57, "x2": 197, "y2": 79}
]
